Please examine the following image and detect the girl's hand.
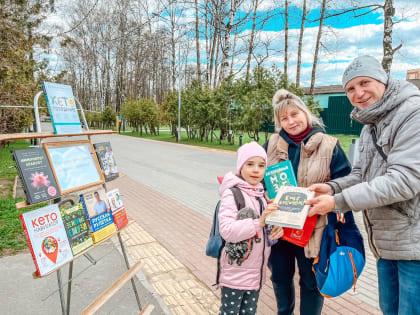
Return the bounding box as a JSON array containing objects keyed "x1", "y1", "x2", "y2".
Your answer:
[
  {"x1": 270, "y1": 226, "x2": 284, "y2": 240},
  {"x1": 259, "y1": 203, "x2": 278, "y2": 227},
  {"x1": 264, "y1": 191, "x2": 273, "y2": 203}
]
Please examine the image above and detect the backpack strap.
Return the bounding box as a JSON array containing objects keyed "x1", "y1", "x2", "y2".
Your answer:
[
  {"x1": 215, "y1": 187, "x2": 245, "y2": 286},
  {"x1": 230, "y1": 186, "x2": 245, "y2": 210},
  {"x1": 256, "y1": 197, "x2": 264, "y2": 216},
  {"x1": 370, "y1": 128, "x2": 388, "y2": 162}
]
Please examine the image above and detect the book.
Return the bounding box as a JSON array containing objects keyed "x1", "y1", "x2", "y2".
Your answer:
[
  {"x1": 42, "y1": 82, "x2": 82, "y2": 135},
  {"x1": 12, "y1": 147, "x2": 59, "y2": 204},
  {"x1": 106, "y1": 188, "x2": 128, "y2": 230},
  {"x1": 264, "y1": 160, "x2": 297, "y2": 200},
  {"x1": 79, "y1": 188, "x2": 116, "y2": 243},
  {"x1": 59, "y1": 202, "x2": 93, "y2": 256},
  {"x1": 93, "y1": 142, "x2": 119, "y2": 181},
  {"x1": 19, "y1": 204, "x2": 73, "y2": 277},
  {"x1": 265, "y1": 186, "x2": 315, "y2": 230},
  {"x1": 79, "y1": 188, "x2": 111, "y2": 219}
]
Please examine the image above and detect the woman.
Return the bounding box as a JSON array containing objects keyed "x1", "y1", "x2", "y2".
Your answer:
[{"x1": 264, "y1": 89, "x2": 351, "y2": 315}]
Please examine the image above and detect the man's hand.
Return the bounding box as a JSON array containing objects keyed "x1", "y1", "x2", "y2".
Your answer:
[
  {"x1": 306, "y1": 195, "x2": 335, "y2": 217},
  {"x1": 308, "y1": 183, "x2": 333, "y2": 197},
  {"x1": 270, "y1": 226, "x2": 284, "y2": 240}
]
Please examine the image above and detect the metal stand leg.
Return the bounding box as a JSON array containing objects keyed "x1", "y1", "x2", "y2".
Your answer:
[
  {"x1": 66, "y1": 261, "x2": 73, "y2": 315},
  {"x1": 57, "y1": 269, "x2": 66, "y2": 315},
  {"x1": 117, "y1": 232, "x2": 142, "y2": 310},
  {"x1": 83, "y1": 253, "x2": 97, "y2": 265}
]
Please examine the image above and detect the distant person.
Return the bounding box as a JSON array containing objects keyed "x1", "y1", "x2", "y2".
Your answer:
[
  {"x1": 218, "y1": 142, "x2": 284, "y2": 315},
  {"x1": 263, "y1": 89, "x2": 351, "y2": 315},
  {"x1": 93, "y1": 191, "x2": 109, "y2": 215},
  {"x1": 306, "y1": 55, "x2": 420, "y2": 315}
]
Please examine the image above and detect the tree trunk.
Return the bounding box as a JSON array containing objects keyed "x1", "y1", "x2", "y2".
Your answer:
[
  {"x1": 296, "y1": 0, "x2": 307, "y2": 87},
  {"x1": 246, "y1": 0, "x2": 258, "y2": 81},
  {"x1": 381, "y1": 0, "x2": 401, "y2": 74},
  {"x1": 194, "y1": 0, "x2": 202, "y2": 85},
  {"x1": 283, "y1": 0, "x2": 288, "y2": 81},
  {"x1": 220, "y1": 0, "x2": 238, "y2": 83},
  {"x1": 309, "y1": 0, "x2": 327, "y2": 96}
]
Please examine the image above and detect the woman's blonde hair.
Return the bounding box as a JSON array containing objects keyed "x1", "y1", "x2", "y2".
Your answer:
[{"x1": 272, "y1": 89, "x2": 324, "y2": 132}]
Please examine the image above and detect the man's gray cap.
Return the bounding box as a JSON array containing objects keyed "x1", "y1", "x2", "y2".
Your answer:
[{"x1": 342, "y1": 55, "x2": 388, "y2": 88}]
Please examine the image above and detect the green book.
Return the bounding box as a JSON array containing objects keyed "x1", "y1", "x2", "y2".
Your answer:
[
  {"x1": 264, "y1": 160, "x2": 297, "y2": 200},
  {"x1": 60, "y1": 202, "x2": 93, "y2": 256}
]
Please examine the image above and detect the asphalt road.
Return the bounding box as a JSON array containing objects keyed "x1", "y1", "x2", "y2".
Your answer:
[{"x1": 92, "y1": 133, "x2": 236, "y2": 219}]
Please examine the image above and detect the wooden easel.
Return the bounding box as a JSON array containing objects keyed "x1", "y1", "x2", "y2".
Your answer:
[{"x1": 3, "y1": 90, "x2": 146, "y2": 315}]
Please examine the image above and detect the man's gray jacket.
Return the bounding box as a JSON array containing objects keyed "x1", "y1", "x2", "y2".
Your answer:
[{"x1": 329, "y1": 78, "x2": 420, "y2": 260}]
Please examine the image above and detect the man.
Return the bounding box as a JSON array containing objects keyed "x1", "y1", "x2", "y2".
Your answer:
[
  {"x1": 93, "y1": 191, "x2": 109, "y2": 215},
  {"x1": 306, "y1": 55, "x2": 420, "y2": 315}
]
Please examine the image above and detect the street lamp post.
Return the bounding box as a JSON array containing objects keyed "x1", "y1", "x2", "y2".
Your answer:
[{"x1": 178, "y1": 46, "x2": 181, "y2": 142}]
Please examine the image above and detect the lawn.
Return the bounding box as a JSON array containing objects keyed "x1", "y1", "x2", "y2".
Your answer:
[
  {"x1": 0, "y1": 140, "x2": 46, "y2": 256},
  {"x1": 122, "y1": 129, "x2": 358, "y2": 155}
]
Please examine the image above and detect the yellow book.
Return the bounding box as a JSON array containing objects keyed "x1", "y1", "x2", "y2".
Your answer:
[{"x1": 91, "y1": 223, "x2": 117, "y2": 243}]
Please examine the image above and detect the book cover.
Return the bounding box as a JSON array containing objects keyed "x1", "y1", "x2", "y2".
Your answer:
[
  {"x1": 12, "y1": 148, "x2": 59, "y2": 204},
  {"x1": 265, "y1": 186, "x2": 315, "y2": 230},
  {"x1": 42, "y1": 82, "x2": 82, "y2": 135},
  {"x1": 79, "y1": 188, "x2": 111, "y2": 219},
  {"x1": 91, "y1": 223, "x2": 117, "y2": 243},
  {"x1": 59, "y1": 202, "x2": 93, "y2": 256},
  {"x1": 19, "y1": 204, "x2": 73, "y2": 277},
  {"x1": 79, "y1": 188, "x2": 116, "y2": 243},
  {"x1": 264, "y1": 160, "x2": 297, "y2": 200},
  {"x1": 106, "y1": 188, "x2": 128, "y2": 230},
  {"x1": 93, "y1": 142, "x2": 119, "y2": 182}
]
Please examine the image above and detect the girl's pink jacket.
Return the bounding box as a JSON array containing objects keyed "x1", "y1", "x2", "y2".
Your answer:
[{"x1": 218, "y1": 172, "x2": 270, "y2": 291}]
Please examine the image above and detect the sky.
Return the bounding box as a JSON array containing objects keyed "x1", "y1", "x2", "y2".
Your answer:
[{"x1": 41, "y1": 0, "x2": 420, "y2": 88}]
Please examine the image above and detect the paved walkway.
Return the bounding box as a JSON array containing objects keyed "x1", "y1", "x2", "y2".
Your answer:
[{"x1": 108, "y1": 174, "x2": 381, "y2": 315}]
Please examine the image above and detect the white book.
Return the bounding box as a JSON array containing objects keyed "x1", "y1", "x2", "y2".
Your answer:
[{"x1": 265, "y1": 186, "x2": 315, "y2": 229}]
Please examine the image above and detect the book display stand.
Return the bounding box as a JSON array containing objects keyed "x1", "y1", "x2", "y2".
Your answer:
[{"x1": 3, "y1": 89, "x2": 148, "y2": 315}]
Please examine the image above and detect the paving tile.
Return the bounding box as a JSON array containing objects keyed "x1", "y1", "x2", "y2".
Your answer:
[{"x1": 106, "y1": 175, "x2": 381, "y2": 315}]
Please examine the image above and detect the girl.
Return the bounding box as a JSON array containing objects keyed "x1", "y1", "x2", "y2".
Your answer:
[{"x1": 218, "y1": 141, "x2": 283, "y2": 315}]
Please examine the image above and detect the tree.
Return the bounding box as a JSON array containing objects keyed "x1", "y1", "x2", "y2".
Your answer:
[
  {"x1": 101, "y1": 106, "x2": 115, "y2": 129},
  {"x1": 0, "y1": 0, "x2": 53, "y2": 135}
]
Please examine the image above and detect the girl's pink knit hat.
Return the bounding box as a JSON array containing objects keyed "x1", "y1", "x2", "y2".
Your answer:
[{"x1": 236, "y1": 141, "x2": 267, "y2": 174}]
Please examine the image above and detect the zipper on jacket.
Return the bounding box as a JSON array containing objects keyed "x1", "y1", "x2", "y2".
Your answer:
[
  {"x1": 259, "y1": 226, "x2": 266, "y2": 290},
  {"x1": 362, "y1": 210, "x2": 380, "y2": 259},
  {"x1": 256, "y1": 197, "x2": 266, "y2": 290}
]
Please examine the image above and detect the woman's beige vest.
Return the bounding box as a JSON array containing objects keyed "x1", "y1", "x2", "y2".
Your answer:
[{"x1": 267, "y1": 132, "x2": 337, "y2": 257}]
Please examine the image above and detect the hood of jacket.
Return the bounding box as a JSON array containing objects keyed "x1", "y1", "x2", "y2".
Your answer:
[
  {"x1": 219, "y1": 171, "x2": 264, "y2": 198},
  {"x1": 350, "y1": 78, "x2": 420, "y2": 125}
]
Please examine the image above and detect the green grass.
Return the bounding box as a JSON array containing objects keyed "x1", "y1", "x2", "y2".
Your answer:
[
  {"x1": 123, "y1": 130, "x2": 359, "y2": 155},
  {"x1": 0, "y1": 140, "x2": 39, "y2": 256},
  {"x1": 0, "y1": 140, "x2": 31, "y2": 181}
]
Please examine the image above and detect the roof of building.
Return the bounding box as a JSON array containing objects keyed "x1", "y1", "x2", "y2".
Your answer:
[
  {"x1": 303, "y1": 85, "x2": 344, "y2": 95},
  {"x1": 408, "y1": 79, "x2": 420, "y2": 89}
]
